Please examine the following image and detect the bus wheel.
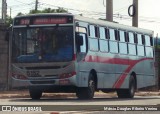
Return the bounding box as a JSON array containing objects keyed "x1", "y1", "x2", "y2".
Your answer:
[
  {"x1": 29, "y1": 88, "x2": 42, "y2": 100},
  {"x1": 76, "y1": 74, "x2": 95, "y2": 99},
  {"x1": 117, "y1": 76, "x2": 136, "y2": 98}
]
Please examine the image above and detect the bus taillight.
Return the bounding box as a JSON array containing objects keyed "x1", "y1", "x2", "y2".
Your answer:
[
  {"x1": 59, "y1": 72, "x2": 76, "y2": 79},
  {"x1": 12, "y1": 73, "x2": 28, "y2": 80}
]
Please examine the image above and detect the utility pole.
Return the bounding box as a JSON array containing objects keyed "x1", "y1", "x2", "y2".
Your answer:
[
  {"x1": 35, "y1": 0, "x2": 38, "y2": 11},
  {"x1": 1, "y1": 0, "x2": 4, "y2": 19},
  {"x1": 132, "y1": 0, "x2": 138, "y2": 27},
  {"x1": 106, "y1": 0, "x2": 113, "y2": 22},
  {"x1": 10, "y1": 8, "x2": 11, "y2": 19},
  {"x1": 2, "y1": 0, "x2": 7, "y2": 22}
]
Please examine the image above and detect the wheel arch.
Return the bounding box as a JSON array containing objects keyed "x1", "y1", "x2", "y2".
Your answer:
[
  {"x1": 130, "y1": 72, "x2": 137, "y2": 90},
  {"x1": 90, "y1": 69, "x2": 98, "y2": 90}
]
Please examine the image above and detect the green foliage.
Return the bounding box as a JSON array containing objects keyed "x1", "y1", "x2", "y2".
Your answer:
[
  {"x1": 29, "y1": 10, "x2": 42, "y2": 14},
  {"x1": 5, "y1": 15, "x2": 13, "y2": 27},
  {"x1": 29, "y1": 7, "x2": 68, "y2": 14},
  {"x1": 156, "y1": 45, "x2": 160, "y2": 49},
  {"x1": 16, "y1": 12, "x2": 25, "y2": 16}
]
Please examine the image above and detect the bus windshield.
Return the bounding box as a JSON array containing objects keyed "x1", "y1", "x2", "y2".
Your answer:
[{"x1": 12, "y1": 26, "x2": 73, "y2": 63}]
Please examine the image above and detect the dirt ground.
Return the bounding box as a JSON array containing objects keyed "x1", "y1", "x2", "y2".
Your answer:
[{"x1": 0, "y1": 90, "x2": 159, "y2": 99}]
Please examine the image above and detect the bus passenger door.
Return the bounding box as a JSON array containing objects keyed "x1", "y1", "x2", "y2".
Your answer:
[
  {"x1": 75, "y1": 29, "x2": 89, "y2": 87},
  {"x1": 76, "y1": 32, "x2": 88, "y2": 61}
]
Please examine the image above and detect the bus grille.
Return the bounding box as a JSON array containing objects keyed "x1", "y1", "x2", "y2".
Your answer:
[
  {"x1": 25, "y1": 66, "x2": 61, "y2": 70},
  {"x1": 30, "y1": 80, "x2": 55, "y2": 84}
]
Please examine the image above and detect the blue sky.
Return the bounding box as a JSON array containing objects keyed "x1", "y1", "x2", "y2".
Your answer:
[{"x1": 1, "y1": 0, "x2": 160, "y2": 36}]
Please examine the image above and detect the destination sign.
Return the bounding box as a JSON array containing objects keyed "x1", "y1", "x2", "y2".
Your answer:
[
  {"x1": 20, "y1": 19, "x2": 30, "y2": 25},
  {"x1": 14, "y1": 15, "x2": 73, "y2": 26},
  {"x1": 33, "y1": 18, "x2": 67, "y2": 24}
]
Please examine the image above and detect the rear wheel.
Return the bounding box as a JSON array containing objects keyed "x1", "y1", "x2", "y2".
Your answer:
[
  {"x1": 76, "y1": 74, "x2": 95, "y2": 99},
  {"x1": 29, "y1": 88, "x2": 42, "y2": 100},
  {"x1": 117, "y1": 76, "x2": 136, "y2": 98}
]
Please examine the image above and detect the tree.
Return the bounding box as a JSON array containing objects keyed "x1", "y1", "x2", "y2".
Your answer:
[
  {"x1": 56, "y1": 7, "x2": 68, "y2": 13},
  {"x1": 16, "y1": 12, "x2": 24, "y2": 16},
  {"x1": 5, "y1": 15, "x2": 13, "y2": 27},
  {"x1": 5, "y1": 7, "x2": 68, "y2": 27},
  {"x1": 29, "y1": 7, "x2": 68, "y2": 14}
]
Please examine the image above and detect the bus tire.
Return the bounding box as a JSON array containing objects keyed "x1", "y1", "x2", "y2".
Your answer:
[
  {"x1": 117, "y1": 76, "x2": 136, "y2": 98},
  {"x1": 76, "y1": 74, "x2": 95, "y2": 99},
  {"x1": 29, "y1": 88, "x2": 42, "y2": 100}
]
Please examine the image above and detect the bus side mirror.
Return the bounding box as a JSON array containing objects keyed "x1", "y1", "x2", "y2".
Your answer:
[
  {"x1": 76, "y1": 33, "x2": 83, "y2": 46},
  {"x1": 5, "y1": 31, "x2": 9, "y2": 42}
]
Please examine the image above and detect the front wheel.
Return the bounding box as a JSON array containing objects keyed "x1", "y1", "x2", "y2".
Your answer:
[
  {"x1": 76, "y1": 74, "x2": 95, "y2": 99},
  {"x1": 29, "y1": 88, "x2": 42, "y2": 100},
  {"x1": 117, "y1": 76, "x2": 136, "y2": 98}
]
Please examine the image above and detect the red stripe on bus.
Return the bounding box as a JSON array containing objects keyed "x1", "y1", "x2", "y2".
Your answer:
[
  {"x1": 84, "y1": 55, "x2": 132, "y2": 65},
  {"x1": 84, "y1": 55, "x2": 151, "y2": 65},
  {"x1": 113, "y1": 58, "x2": 153, "y2": 88},
  {"x1": 83, "y1": 55, "x2": 153, "y2": 88},
  {"x1": 113, "y1": 65, "x2": 134, "y2": 88}
]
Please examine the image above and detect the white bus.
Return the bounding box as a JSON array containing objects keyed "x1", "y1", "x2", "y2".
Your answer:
[{"x1": 10, "y1": 13, "x2": 155, "y2": 99}]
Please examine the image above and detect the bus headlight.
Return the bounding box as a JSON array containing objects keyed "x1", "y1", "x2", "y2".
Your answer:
[
  {"x1": 59, "y1": 72, "x2": 76, "y2": 79},
  {"x1": 12, "y1": 73, "x2": 28, "y2": 80}
]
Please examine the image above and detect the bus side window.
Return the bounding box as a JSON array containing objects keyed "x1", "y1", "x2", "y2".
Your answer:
[
  {"x1": 119, "y1": 30, "x2": 127, "y2": 54},
  {"x1": 134, "y1": 33, "x2": 138, "y2": 43},
  {"x1": 88, "y1": 25, "x2": 99, "y2": 51},
  {"x1": 95, "y1": 26, "x2": 99, "y2": 38},
  {"x1": 89, "y1": 25, "x2": 99, "y2": 38},
  {"x1": 125, "y1": 32, "x2": 129, "y2": 42},
  {"x1": 89, "y1": 25, "x2": 96, "y2": 38},
  {"x1": 145, "y1": 35, "x2": 153, "y2": 57},
  {"x1": 128, "y1": 32, "x2": 134, "y2": 43},
  {"x1": 109, "y1": 28, "x2": 118, "y2": 53},
  {"x1": 105, "y1": 28, "x2": 110, "y2": 39},
  {"x1": 142, "y1": 35, "x2": 145, "y2": 45},
  {"x1": 115, "y1": 30, "x2": 120, "y2": 41},
  {"x1": 119, "y1": 30, "x2": 125, "y2": 42},
  {"x1": 99, "y1": 27, "x2": 106, "y2": 39},
  {"x1": 150, "y1": 37, "x2": 153, "y2": 46},
  {"x1": 137, "y1": 34, "x2": 145, "y2": 56},
  {"x1": 137, "y1": 34, "x2": 143, "y2": 45},
  {"x1": 128, "y1": 32, "x2": 136, "y2": 55},
  {"x1": 109, "y1": 29, "x2": 116, "y2": 40},
  {"x1": 145, "y1": 35, "x2": 151, "y2": 46},
  {"x1": 76, "y1": 33, "x2": 87, "y2": 53},
  {"x1": 99, "y1": 27, "x2": 108, "y2": 52}
]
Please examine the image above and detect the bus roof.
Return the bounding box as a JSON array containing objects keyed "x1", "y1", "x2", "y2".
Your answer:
[
  {"x1": 14, "y1": 13, "x2": 153, "y2": 36},
  {"x1": 14, "y1": 13, "x2": 73, "y2": 18},
  {"x1": 74, "y1": 15, "x2": 153, "y2": 36}
]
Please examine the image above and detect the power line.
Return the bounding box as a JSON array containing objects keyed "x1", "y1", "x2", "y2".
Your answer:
[
  {"x1": 11, "y1": 7, "x2": 33, "y2": 12},
  {"x1": 127, "y1": 0, "x2": 132, "y2": 4},
  {"x1": 114, "y1": 5, "x2": 130, "y2": 13},
  {"x1": 14, "y1": 0, "x2": 31, "y2": 5},
  {"x1": 7, "y1": 0, "x2": 160, "y2": 25},
  {"x1": 39, "y1": 2, "x2": 106, "y2": 15},
  {"x1": 40, "y1": 1, "x2": 160, "y2": 24},
  {"x1": 8, "y1": 2, "x2": 35, "y2": 8}
]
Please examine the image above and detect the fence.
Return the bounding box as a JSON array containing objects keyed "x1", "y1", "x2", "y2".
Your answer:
[{"x1": 0, "y1": 22, "x2": 8, "y2": 90}]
